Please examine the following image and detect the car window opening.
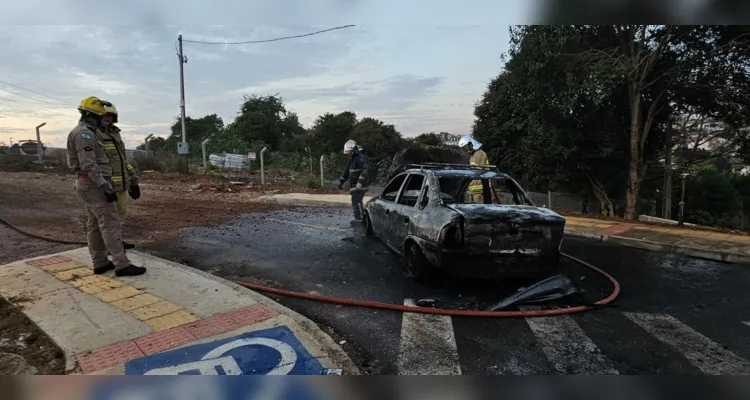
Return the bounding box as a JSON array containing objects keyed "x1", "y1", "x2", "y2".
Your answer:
[
  {"x1": 382, "y1": 173, "x2": 407, "y2": 202},
  {"x1": 437, "y1": 177, "x2": 532, "y2": 206},
  {"x1": 397, "y1": 174, "x2": 425, "y2": 207}
]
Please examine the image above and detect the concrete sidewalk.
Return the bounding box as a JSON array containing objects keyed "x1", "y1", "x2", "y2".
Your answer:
[
  {"x1": 255, "y1": 193, "x2": 750, "y2": 265},
  {"x1": 0, "y1": 248, "x2": 358, "y2": 375}
]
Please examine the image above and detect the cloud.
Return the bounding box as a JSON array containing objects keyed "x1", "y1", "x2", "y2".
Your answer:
[{"x1": 0, "y1": 2, "x2": 524, "y2": 148}]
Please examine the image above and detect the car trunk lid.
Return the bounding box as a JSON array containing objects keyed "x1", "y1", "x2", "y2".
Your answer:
[{"x1": 445, "y1": 204, "x2": 565, "y2": 255}]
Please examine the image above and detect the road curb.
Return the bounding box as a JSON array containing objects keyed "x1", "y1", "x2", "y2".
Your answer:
[
  {"x1": 132, "y1": 251, "x2": 361, "y2": 375},
  {"x1": 566, "y1": 228, "x2": 750, "y2": 265}
]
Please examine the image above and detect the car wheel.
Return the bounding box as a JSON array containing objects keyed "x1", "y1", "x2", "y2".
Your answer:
[
  {"x1": 404, "y1": 242, "x2": 433, "y2": 281},
  {"x1": 362, "y1": 213, "x2": 374, "y2": 236}
]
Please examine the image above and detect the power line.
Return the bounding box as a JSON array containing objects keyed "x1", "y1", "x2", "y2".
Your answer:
[
  {"x1": 183, "y1": 25, "x2": 356, "y2": 45},
  {"x1": 0, "y1": 79, "x2": 163, "y2": 134},
  {"x1": 0, "y1": 79, "x2": 71, "y2": 106},
  {"x1": 0, "y1": 85, "x2": 72, "y2": 110}
]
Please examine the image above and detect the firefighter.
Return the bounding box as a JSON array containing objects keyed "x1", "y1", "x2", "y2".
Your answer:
[
  {"x1": 98, "y1": 100, "x2": 140, "y2": 249},
  {"x1": 67, "y1": 96, "x2": 146, "y2": 277},
  {"x1": 338, "y1": 139, "x2": 370, "y2": 221},
  {"x1": 458, "y1": 135, "x2": 490, "y2": 204}
]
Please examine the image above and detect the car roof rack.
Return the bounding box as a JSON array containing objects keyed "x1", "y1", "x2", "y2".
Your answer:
[{"x1": 405, "y1": 162, "x2": 499, "y2": 171}]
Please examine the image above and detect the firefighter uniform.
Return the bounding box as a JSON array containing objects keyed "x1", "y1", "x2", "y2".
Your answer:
[
  {"x1": 97, "y1": 124, "x2": 138, "y2": 221},
  {"x1": 468, "y1": 149, "x2": 489, "y2": 203},
  {"x1": 68, "y1": 96, "x2": 145, "y2": 277},
  {"x1": 339, "y1": 139, "x2": 370, "y2": 221}
]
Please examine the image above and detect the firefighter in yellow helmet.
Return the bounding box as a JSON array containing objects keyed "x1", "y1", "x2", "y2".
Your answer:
[
  {"x1": 458, "y1": 135, "x2": 490, "y2": 204},
  {"x1": 98, "y1": 100, "x2": 140, "y2": 249},
  {"x1": 67, "y1": 96, "x2": 146, "y2": 277}
]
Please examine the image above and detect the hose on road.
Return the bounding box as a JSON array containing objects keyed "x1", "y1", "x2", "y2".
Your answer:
[
  {"x1": 232, "y1": 252, "x2": 620, "y2": 318},
  {"x1": 1, "y1": 215, "x2": 620, "y2": 318}
]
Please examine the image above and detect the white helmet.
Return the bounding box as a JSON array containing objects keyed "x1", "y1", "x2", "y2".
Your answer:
[
  {"x1": 458, "y1": 135, "x2": 482, "y2": 151},
  {"x1": 343, "y1": 139, "x2": 358, "y2": 155}
]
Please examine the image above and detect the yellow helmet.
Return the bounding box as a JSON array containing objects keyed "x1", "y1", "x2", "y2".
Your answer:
[
  {"x1": 77, "y1": 96, "x2": 106, "y2": 116},
  {"x1": 101, "y1": 100, "x2": 118, "y2": 123}
]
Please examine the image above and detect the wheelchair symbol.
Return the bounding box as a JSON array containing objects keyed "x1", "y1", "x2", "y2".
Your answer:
[{"x1": 143, "y1": 337, "x2": 298, "y2": 375}]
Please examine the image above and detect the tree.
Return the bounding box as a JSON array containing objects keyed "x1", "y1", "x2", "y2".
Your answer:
[
  {"x1": 351, "y1": 117, "x2": 405, "y2": 182},
  {"x1": 226, "y1": 95, "x2": 302, "y2": 150},
  {"x1": 577, "y1": 25, "x2": 750, "y2": 218},
  {"x1": 154, "y1": 114, "x2": 225, "y2": 157},
  {"x1": 473, "y1": 25, "x2": 635, "y2": 216},
  {"x1": 308, "y1": 111, "x2": 358, "y2": 155},
  {"x1": 413, "y1": 132, "x2": 443, "y2": 146},
  {"x1": 681, "y1": 165, "x2": 741, "y2": 228}
]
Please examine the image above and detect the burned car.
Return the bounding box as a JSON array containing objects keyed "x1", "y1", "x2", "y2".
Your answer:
[{"x1": 362, "y1": 163, "x2": 566, "y2": 280}]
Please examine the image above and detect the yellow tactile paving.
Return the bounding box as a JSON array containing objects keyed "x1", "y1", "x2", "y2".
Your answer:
[
  {"x1": 144, "y1": 310, "x2": 199, "y2": 331},
  {"x1": 40, "y1": 261, "x2": 81, "y2": 273},
  {"x1": 111, "y1": 293, "x2": 163, "y2": 312},
  {"x1": 54, "y1": 267, "x2": 94, "y2": 281},
  {"x1": 79, "y1": 280, "x2": 126, "y2": 295},
  {"x1": 129, "y1": 301, "x2": 183, "y2": 321},
  {"x1": 95, "y1": 286, "x2": 143, "y2": 303},
  {"x1": 69, "y1": 275, "x2": 118, "y2": 288}
]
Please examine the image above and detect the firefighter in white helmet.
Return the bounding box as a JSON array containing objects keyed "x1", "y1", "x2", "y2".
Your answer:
[
  {"x1": 458, "y1": 135, "x2": 490, "y2": 204},
  {"x1": 338, "y1": 139, "x2": 370, "y2": 221}
]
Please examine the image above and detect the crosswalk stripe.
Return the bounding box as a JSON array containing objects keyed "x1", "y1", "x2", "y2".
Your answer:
[
  {"x1": 625, "y1": 312, "x2": 750, "y2": 375},
  {"x1": 397, "y1": 299, "x2": 461, "y2": 375},
  {"x1": 522, "y1": 307, "x2": 619, "y2": 375}
]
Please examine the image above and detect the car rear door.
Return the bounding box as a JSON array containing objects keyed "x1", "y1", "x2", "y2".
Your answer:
[
  {"x1": 393, "y1": 173, "x2": 426, "y2": 251},
  {"x1": 370, "y1": 173, "x2": 407, "y2": 239}
]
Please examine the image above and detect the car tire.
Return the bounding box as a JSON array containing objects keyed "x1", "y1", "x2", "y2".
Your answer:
[
  {"x1": 362, "y1": 213, "x2": 374, "y2": 236},
  {"x1": 404, "y1": 242, "x2": 433, "y2": 281}
]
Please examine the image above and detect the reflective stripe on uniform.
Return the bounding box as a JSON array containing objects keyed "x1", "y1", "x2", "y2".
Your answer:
[
  {"x1": 112, "y1": 176, "x2": 123, "y2": 182},
  {"x1": 127, "y1": 164, "x2": 134, "y2": 172},
  {"x1": 468, "y1": 152, "x2": 489, "y2": 192}
]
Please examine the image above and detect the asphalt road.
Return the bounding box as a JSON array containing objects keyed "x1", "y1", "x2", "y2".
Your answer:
[{"x1": 146, "y1": 207, "x2": 750, "y2": 375}]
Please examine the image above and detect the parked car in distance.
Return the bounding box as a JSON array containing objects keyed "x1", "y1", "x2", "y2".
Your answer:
[{"x1": 362, "y1": 163, "x2": 567, "y2": 281}]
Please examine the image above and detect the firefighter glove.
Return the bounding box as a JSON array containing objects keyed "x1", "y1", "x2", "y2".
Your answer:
[
  {"x1": 100, "y1": 183, "x2": 118, "y2": 203},
  {"x1": 129, "y1": 183, "x2": 141, "y2": 200}
]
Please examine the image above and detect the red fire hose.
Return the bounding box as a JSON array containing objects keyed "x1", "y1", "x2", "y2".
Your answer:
[{"x1": 1, "y1": 216, "x2": 620, "y2": 318}]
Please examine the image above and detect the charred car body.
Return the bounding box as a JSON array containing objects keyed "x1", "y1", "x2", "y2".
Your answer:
[{"x1": 363, "y1": 158, "x2": 566, "y2": 280}]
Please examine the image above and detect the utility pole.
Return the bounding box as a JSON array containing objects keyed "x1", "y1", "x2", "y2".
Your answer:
[
  {"x1": 662, "y1": 121, "x2": 673, "y2": 219},
  {"x1": 177, "y1": 34, "x2": 189, "y2": 174}
]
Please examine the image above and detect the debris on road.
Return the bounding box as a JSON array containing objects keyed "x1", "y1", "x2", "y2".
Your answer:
[
  {"x1": 417, "y1": 298, "x2": 436, "y2": 307},
  {"x1": 485, "y1": 275, "x2": 583, "y2": 311}
]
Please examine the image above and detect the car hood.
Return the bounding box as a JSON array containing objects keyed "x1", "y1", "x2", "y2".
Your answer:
[{"x1": 445, "y1": 204, "x2": 566, "y2": 225}]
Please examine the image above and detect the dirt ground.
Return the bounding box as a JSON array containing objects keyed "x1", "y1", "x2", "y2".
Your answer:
[
  {"x1": 0, "y1": 170, "x2": 338, "y2": 245},
  {"x1": 0, "y1": 295, "x2": 65, "y2": 375},
  {"x1": 0, "y1": 170, "x2": 340, "y2": 375}
]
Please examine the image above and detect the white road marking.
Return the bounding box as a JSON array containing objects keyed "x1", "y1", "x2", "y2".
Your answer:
[
  {"x1": 743, "y1": 321, "x2": 750, "y2": 328},
  {"x1": 397, "y1": 299, "x2": 461, "y2": 375},
  {"x1": 625, "y1": 312, "x2": 750, "y2": 375},
  {"x1": 522, "y1": 307, "x2": 619, "y2": 375}
]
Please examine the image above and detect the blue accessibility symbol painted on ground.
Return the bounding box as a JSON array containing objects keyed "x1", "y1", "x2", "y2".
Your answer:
[{"x1": 125, "y1": 326, "x2": 325, "y2": 375}]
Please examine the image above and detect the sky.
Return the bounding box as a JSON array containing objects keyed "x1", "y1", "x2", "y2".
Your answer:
[{"x1": 0, "y1": 1, "x2": 539, "y2": 149}]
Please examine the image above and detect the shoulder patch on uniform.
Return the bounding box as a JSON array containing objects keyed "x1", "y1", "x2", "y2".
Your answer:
[
  {"x1": 83, "y1": 145, "x2": 93, "y2": 151},
  {"x1": 81, "y1": 133, "x2": 92, "y2": 139}
]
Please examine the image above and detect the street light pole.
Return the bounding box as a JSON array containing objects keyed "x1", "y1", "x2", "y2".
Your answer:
[
  {"x1": 678, "y1": 172, "x2": 688, "y2": 226},
  {"x1": 35, "y1": 122, "x2": 46, "y2": 164}
]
